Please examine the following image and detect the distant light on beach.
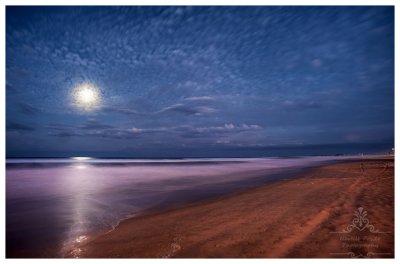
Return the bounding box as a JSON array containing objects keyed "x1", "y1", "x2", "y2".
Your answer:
[{"x1": 72, "y1": 82, "x2": 101, "y2": 111}]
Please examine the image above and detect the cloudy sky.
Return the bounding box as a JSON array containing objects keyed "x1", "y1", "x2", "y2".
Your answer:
[{"x1": 6, "y1": 6, "x2": 394, "y2": 157}]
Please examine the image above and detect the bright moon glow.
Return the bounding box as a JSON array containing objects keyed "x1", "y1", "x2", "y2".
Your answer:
[{"x1": 72, "y1": 82, "x2": 101, "y2": 111}]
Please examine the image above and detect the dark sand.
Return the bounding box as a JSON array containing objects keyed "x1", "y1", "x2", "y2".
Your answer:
[{"x1": 72, "y1": 158, "x2": 394, "y2": 258}]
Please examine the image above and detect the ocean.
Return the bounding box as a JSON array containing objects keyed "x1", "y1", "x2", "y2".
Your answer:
[{"x1": 6, "y1": 156, "x2": 355, "y2": 257}]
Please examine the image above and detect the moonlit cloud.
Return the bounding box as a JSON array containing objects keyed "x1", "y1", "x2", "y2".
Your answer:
[
  {"x1": 183, "y1": 96, "x2": 216, "y2": 102},
  {"x1": 157, "y1": 104, "x2": 218, "y2": 116}
]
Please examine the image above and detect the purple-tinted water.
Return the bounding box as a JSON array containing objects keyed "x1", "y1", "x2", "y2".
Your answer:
[{"x1": 6, "y1": 156, "x2": 352, "y2": 258}]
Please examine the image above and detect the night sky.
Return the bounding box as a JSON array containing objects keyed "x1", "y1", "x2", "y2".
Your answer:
[{"x1": 6, "y1": 6, "x2": 394, "y2": 158}]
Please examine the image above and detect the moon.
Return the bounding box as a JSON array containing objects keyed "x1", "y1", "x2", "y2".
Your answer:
[{"x1": 72, "y1": 82, "x2": 101, "y2": 111}]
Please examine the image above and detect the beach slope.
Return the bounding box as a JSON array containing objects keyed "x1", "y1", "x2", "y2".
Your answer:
[{"x1": 74, "y1": 158, "x2": 394, "y2": 258}]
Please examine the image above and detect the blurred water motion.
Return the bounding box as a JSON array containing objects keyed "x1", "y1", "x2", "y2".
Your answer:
[{"x1": 7, "y1": 156, "x2": 351, "y2": 257}]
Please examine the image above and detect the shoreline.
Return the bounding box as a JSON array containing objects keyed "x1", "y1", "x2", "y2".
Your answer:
[{"x1": 71, "y1": 157, "x2": 394, "y2": 258}]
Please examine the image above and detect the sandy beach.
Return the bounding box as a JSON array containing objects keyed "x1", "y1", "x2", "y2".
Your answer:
[{"x1": 71, "y1": 157, "x2": 394, "y2": 258}]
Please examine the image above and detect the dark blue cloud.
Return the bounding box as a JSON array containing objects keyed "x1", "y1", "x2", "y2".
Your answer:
[
  {"x1": 45, "y1": 119, "x2": 262, "y2": 145},
  {"x1": 6, "y1": 6, "x2": 394, "y2": 157},
  {"x1": 7, "y1": 120, "x2": 35, "y2": 132},
  {"x1": 79, "y1": 119, "x2": 115, "y2": 130},
  {"x1": 17, "y1": 102, "x2": 41, "y2": 115}
]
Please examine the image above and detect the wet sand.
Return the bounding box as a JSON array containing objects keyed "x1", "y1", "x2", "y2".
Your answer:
[{"x1": 73, "y1": 157, "x2": 394, "y2": 258}]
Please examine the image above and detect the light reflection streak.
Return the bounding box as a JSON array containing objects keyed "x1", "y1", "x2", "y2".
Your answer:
[
  {"x1": 60, "y1": 165, "x2": 97, "y2": 257},
  {"x1": 71, "y1": 157, "x2": 92, "y2": 161}
]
